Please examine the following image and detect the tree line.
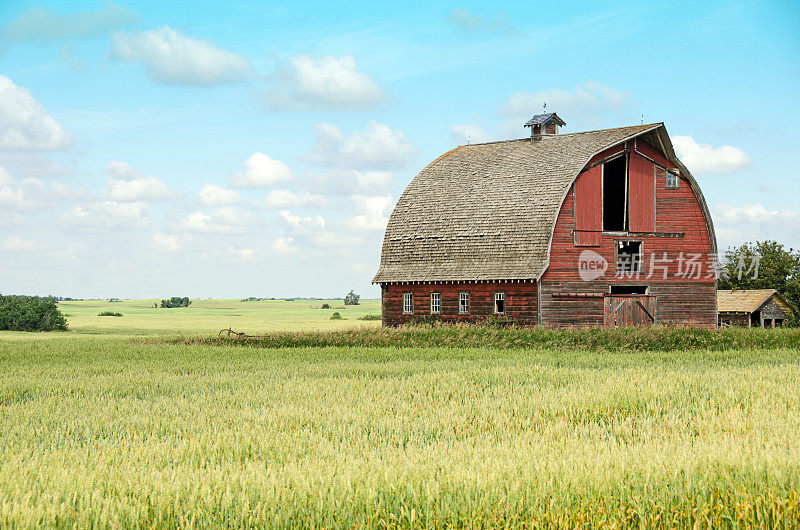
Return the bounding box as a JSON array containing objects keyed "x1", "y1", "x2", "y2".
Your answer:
[
  {"x1": 159, "y1": 297, "x2": 191, "y2": 308},
  {"x1": 0, "y1": 295, "x2": 68, "y2": 331}
]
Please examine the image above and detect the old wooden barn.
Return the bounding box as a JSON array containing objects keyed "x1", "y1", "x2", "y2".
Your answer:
[{"x1": 373, "y1": 114, "x2": 718, "y2": 327}]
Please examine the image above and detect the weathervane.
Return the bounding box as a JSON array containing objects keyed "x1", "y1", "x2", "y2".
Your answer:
[{"x1": 543, "y1": 102, "x2": 547, "y2": 113}]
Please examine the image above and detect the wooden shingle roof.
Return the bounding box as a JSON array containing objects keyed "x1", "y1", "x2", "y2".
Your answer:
[
  {"x1": 717, "y1": 289, "x2": 791, "y2": 313},
  {"x1": 373, "y1": 123, "x2": 716, "y2": 284}
]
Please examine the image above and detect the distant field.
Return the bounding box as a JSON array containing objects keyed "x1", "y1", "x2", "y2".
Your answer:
[
  {"x1": 1, "y1": 336, "x2": 799, "y2": 527},
  {"x1": 54, "y1": 298, "x2": 382, "y2": 335}
]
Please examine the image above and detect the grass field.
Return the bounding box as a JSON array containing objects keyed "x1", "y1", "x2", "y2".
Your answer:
[
  {"x1": 55, "y1": 298, "x2": 382, "y2": 335},
  {"x1": 2, "y1": 301, "x2": 800, "y2": 527},
  {"x1": 1, "y1": 333, "x2": 800, "y2": 527}
]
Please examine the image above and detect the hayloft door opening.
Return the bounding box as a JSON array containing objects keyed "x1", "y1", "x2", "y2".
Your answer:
[{"x1": 602, "y1": 156, "x2": 628, "y2": 231}]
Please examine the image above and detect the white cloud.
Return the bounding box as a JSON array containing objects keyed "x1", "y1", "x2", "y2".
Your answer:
[
  {"x1": 149, "y1": 233, "x2": 181, "y2": 252},
  {"x1": 448, "y1": 124, "x2": 491, "y2": 144},
  {"x1": 111, "y1": 26, "x2": 252, "y2": 85},
  {"x1": 228, "y1": 246, "x2": 256, "y2": 262},
  {"x1": 672, "y1": 135, "x2": 751, "y2": 174},
  {"x1": 309, "y1": 169, "x2": 395, "y2": 196},
  {"x1": 266, "y1": 55, "x2": 385, "y2": 110},
  {"x1": 103, "y1": 161, "x2": 181, "y2": 202},
  {"x1": 1, "y1": 236, "x2": 49, "y2": 252},
  {"x1": 22, "y1": 177, "x2": 84, "y2": 200},
  {"x1": 714, "y1": 203, "x2": 800, "y2": 226},
  {"x1": 59, "y1": 201, "x2": 150, "y2": 232},
  {"x1": 0, "y1": 184, "x2": 44, "y2": 211},
  {"x1": 310, "y1": 231, "x2": 362, "y2": 249},
  {"x1": 712, "y1": 203, "x2": 800, "y2": 250},
  {"x1": 0, "y1": 2, "x2": 140, "y2": 41},
  {"x1": 229, "y1": 152, "x2": 292, "y2": 188},
  {"x1": 0, "y1": 76, "x2": 72, "y2": 150},
  {"x1": 0, "y1": 177, "x2": 83, "y2": 212},
  {"x1": 350, "y1": 262, "x2": 369, "y2": 273},
  {"x1": 0, "y1": 166, "x2": 12, "y2": 186},
  {"x1": 0, "y1": 152, "x2": 71, "y2": 178},
  {"x1": 304, "y1": 121, "x2": 416, "y2": 170},
  {"x1": 174, "y1": 208, "x2": 250, "y2": 235},
  {"x1": 0, "y1": 211, "x2": 24, "y2": 226},
  {"x1": 446, "y1": 10, "x2": 515, "y2": 35},
  {"x1": 264, "y1": 189, "x2": 327, "y2": 208},
  {"x1": 279, "y1": 210, "x2": 325, "y2": 231},
  {"x1": 199, "y1": 183, "x2": 241, "y2": 206},
  {"x1": 345, "y1": 195, "x2": 393, "y2": 231},
  {"x1": 270, "y1": 237, "x2": 299, "y2": 256},
  {"x1": 104, "y1": 160, "x2": 137, "y2": 178},
  {"x1": 0, "y1": 186, "x2": 30, "y2": 210},
  {"x1": 499, "y1": 81, "x2": 634, "y2": 132}
]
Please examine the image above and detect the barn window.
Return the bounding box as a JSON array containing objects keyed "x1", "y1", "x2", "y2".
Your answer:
[
  {"x1": 616, "y1": 240, "x2": 642, "y2": 273},
  {"x1": 603, "y1": 155, "x2": 628, "y2": 231},
  {"x1": 459, "y1": 292, "x2": 470, "y2": 314},
  {"x1": 402, "y1": 292, "x2": 413, "y2": 314},
  {"x1": 658, "y1": 167, "x2": 680, "y2": 189},
  {"x1": 430, "y1": 292, "x2": 440, "y2": 314},
  {"x1": 494, "y1": 292, "x2": 505, "y2": 314}
]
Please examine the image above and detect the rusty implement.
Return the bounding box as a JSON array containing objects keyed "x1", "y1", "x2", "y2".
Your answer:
[{"x1": 218, "y1": 328, "x2": 254, "y2": 339}]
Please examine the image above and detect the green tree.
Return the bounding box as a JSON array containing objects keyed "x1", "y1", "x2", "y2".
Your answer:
[
  {"x1": 160, "y1": 297, "x2": 192, "y2": 308},
  {"x1": 717, "y1": 240, "x2": 800, "y2": 323},
  {"x1": 0, "y1": 295, "x2": 68, "y2": 331},
  {"x1": 344, "y1": 290, "x2": 360, "y2": 306}
]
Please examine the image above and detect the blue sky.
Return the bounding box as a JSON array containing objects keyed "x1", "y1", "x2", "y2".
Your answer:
[{"x1": 0, "y1": 0, "x2": 798, "y2": 299}]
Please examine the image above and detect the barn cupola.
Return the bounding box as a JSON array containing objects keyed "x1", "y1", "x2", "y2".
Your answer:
[{"x1": 524, "y1": 112, "x2": 566, "y2": 141}]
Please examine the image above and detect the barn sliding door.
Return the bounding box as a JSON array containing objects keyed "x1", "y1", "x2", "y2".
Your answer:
[
  {"x1": 628, "y1": 154, "x2": 655, "y2": 233},
  {"x1": 603, "y1": 296, "x2": 656, "y2": 327},
  {"x1": 573, "y1": 165, "x2": 602, "y2": 246}
]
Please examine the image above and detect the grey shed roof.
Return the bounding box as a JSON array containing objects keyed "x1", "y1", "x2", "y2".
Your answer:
[
  {"x1": 373, "y1": 123, "x2": 717, "y2": 284},
  {"x1": 524, "y1": 113, "x2": 566, "y2": 127}
]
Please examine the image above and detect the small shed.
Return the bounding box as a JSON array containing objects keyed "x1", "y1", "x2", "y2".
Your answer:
[{"x1": 717, "y1": 289, "x2": 796, "y2": 327}]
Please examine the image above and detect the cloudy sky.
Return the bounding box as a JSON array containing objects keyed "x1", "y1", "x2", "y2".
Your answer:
[{"x1": 0, "y1": 1, "x2": 798, "y2": 299}]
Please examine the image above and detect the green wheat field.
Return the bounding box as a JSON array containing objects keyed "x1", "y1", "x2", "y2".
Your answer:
[{"x1": 2, "y1": 299, "x2": 800, "y2": 527}]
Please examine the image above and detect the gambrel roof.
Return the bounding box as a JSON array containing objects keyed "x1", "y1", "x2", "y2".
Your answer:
[{"x1": 373, "y1": 123, "x2": 717, "y2": 284}]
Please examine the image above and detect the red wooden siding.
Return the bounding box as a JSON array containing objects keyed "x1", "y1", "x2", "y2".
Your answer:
[
  {"x1": 628, "y1": 153, "x2": 655, "y2": 232},
  {"x1": 539, "y1": 138, "x2": 716, "y2": 328},
  {"x1": 382, "y1": 282, "x2": 537, "y2": 326},
  {"x1": 573, "y1": 165, "x2": 602, "y2": 246}
]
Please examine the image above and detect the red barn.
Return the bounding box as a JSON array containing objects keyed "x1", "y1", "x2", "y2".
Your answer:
[{"x1": 373, "y1": 114, "x2": 718, "y2": 327}]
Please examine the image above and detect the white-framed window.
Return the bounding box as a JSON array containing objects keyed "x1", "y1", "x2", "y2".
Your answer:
[
  {"x1": 403, "y1": 292, "x2": 413, "y2": 315},
  {"x1": 459, "y1": 292, "x2": 470, "y2": 314},
  {"x1": 666, "y1": 169, "x2": 679, "y2": 188},
  {"x1": 494, "y1": 292, "x2": 505, "y2": 314},
  {"x1": 430, "y1": 292, "x2": 440, "y2": 314},
  {"x1": 658, "y1": 166, "x2": 680, "y2": 189}
]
